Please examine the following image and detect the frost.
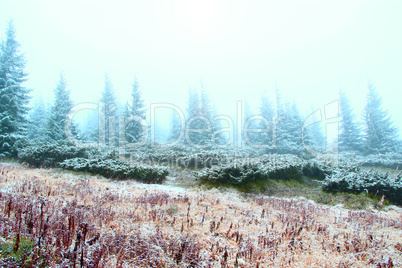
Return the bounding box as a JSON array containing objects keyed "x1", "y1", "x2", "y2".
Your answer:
[{"x1": 322, "y1": 169, "x2": 402, "y2": 205}]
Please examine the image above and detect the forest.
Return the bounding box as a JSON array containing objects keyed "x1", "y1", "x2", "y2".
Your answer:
[{"x1": 1, "y1": 20, "x2": 402, "y2": 267}]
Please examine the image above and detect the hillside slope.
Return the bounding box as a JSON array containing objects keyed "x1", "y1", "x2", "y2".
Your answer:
[{"x1": 0, "y1": 163, "x2": 401, "y2": 267}]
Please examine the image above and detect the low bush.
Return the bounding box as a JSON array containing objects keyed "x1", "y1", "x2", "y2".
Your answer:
[
  {"x1": 18, "y1": 140, "x2": 118, "y2": 168},
  {"x1": 358, "y1": 153, "x2": 402, "y2": 169},
  {"x1": 18, "y1": 140, "x2": 88, "y2": 167},
  {"x1": 60, "y1": 158, "x2": 169, "y2": 183},
  {"x1": 302, "y1": 154, "x2": 362, "y2": 179},
  {"x1": 126, "y1": 146, "x2": 232, "y2": 169},
  {"x1": 18, "y1": 141, "x2": 168, "y2": 183},
  {"x1": 197, "y1": 156, "x2": 304, "y2": 190},
  {"x1": 321, "y1": 169, "x2": 402, "y2": 206}
]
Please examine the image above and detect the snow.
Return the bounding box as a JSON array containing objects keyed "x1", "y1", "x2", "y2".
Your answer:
[{"x1": 130, "y1": 179, "x2": 187, "y2": 193}]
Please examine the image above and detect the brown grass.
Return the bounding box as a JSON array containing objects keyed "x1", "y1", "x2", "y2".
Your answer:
[{"x1": 0, "y1": 162, "x2": 401, "y2": 267}]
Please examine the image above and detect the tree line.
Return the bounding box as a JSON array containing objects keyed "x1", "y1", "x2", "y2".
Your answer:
[{"x1": 0, "y1": 21, "x2": 400, "y2": 158}]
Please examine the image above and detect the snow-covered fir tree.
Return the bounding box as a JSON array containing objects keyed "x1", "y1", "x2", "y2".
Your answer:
[
  {"x1": 363, "y1": 83, "x2": 399, "y2": 154},
  {"x1": 201, "y1": 86, "x2": 224, "y2": 146},
  {"x1": 124, "y1": 77, "x2": 147, "y2": 144},
  {"x1": 27, "y1": 98, "x2": 49, "y2": 141},
  {"x1": 168, "y1": 108, "x2": 183, "y2": 143},
  {"x1": 276, "y1": 102, "x2": 305, "y2": 155},
  {"x1": 80, "y1": 109, "x2": 99, "y2": 142},
  {"x1": 100, "y1": 73, "x2": 117, "y2": 146},
  {"x1": 273, "y1": 86, "x2": 286, "y2": 152},
  {"x1": 259, "y1": 92, "x2": 275, "y2": 147},
  {"x1": 186, "y1": 86, "x2": 205, "y2": 147},
  {"x1": 302, "y1": 107, "x2": 326, "y2": 153},
  {"x1": 243, "y1": 93, "x2": 275, "y2": 147},
  {"x1": 46, "y1": 73, "x2": 74, "y2": 141},
  {"x1": 0, "y1": 21, "x2": 30, "y2": 156},
  {"x1": 339, "y1": 89, "x2": 362, "y2": 153},
  {"x1": 242, "y1": 99, "x2": 258, "y2": 146},
  {"x1": 185, "y1": 84, "x2": 220, "y2": 148}
]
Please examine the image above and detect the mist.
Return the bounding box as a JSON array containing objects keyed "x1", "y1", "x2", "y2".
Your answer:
[
  {"x1": 2, "y1": 2, "x2": 402, "y2": 265},
  {"x1": 1, "y1": 0, "x2": 401, "y2": 135}
]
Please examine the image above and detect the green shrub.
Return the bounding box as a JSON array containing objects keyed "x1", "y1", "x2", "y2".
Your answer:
[
  {"x1": 197, "y1": 156, "x2": 304, "y2": 190},
  {"x1": 60, "y1": 158, "x2": 169, "y2": 183},
  {"x1": 321, "y1": 170, "x2": 402, "y2": 206},
  {"x1": 302, "y1": 162, "x2": 328, "y2": 179},
  {"x1": 18, "y1": 140, "x2": 117, "y2": 168},
  {"x1": 358, "y1": 153, "x2": 402, "y2": 169}
]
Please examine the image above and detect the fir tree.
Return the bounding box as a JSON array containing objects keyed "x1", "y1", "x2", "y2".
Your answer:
[
  {"x1": 186, "y1": 86, "x2": 205, "y2": 147},
  {"x1": 363, "y1": 83, "x2": 399, "y2": 154},
  {"x1": 242, "y1": 99, "x2": 258, "y2": 146},
  {"x1": 124, "y1": 77, "x2": 146, "y2": 143},
  {"x1": 302, "y1": 107, "x2": 326, "y2": 153},
  {"x1": 27, "y1": 98, "x2": 49, "y2": 141},
  {"x1": 244, "y1": 93, "x2": 275, "y2": 147},
  {"x1": 185, "y1": 84, "x2": 217, "y2": 147},
  {"x1": 273, "y1": 87, "x2": 290, "y2": 153},
  {"x1": 47, "y1": 73, "x2": 74, "y2": 141},
  {"x1": 168, "y1": 109, "x2": 183, "y2": 143},
  {"x1": 80, "y1": 109, "x2": 99, "y2": 142},
  {"x1": 339, "y1": 89, "x2": 362, "y2": 152},
  {"x1": 187, "y1": 86, "x2": 200, "y2": 118},
  {"x1": 201, "y1": 87, "x2": 224, "y2": 146},
  {"x1": 0, "y1": 21, "x2": 30, "y2": 156},
  {"x1": 276, "y1": 102, "x2": 304, "y2": 154},
  {"x1": 99, "y1": 73, "x2": 117, "y2": 146},
  {"x1": 259, "y1": 92, "x2": 275, "y2": 147}
]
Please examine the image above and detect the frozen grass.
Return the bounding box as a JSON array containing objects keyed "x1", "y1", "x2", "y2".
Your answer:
[{"x1": 0, "y1": 162, "x2": 401, "y2": 267}]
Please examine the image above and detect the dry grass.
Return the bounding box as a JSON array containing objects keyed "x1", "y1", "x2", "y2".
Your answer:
[{"x1": 0, "y1": 162, "x2": 401, "y2": 267}]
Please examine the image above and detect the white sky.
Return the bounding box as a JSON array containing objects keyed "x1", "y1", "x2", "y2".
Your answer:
[{"x1": 1, "y1": 0, "x2": 402, "y2": 132}]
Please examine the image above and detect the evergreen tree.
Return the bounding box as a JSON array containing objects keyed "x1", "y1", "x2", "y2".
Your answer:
[
  {"x1": 186, "y1": 86, "x2": 205, "y2": 147},
  {"x1": 47, "y1": 73, "x2": 74, "y2": 141},
  {"x1": 242, "y1": 99, "x2": 257, "y2": 146},
  {"x1": 0, "y1": 21, "x2": 30, "y2": 156},
  {"x1": 276, "y1": 102, "x2": 304, "y2": 154},
  {"x1": 339, "y1": 89, "x2": 362, "y2": 152},
  {"x1": 244, "y1": 93, "x2": 275, "y2": 147},
  {"x1": 185, "y1": 84, "x2": 218, "y2": 148},
  {"x1": 124, "y1": 77, "x2": 146, "y2": 143},
  {"x1": 201, "y1": 87, "x2": 224, "y2": 146},
  {"x1": 80, "y1": 109, "x2": 99, "y2": 143},
  {"x1": 27, "y1": 98, "x2": 49, "y2": 141},
  {"x1": 302, "y1": 107, "x2": 326, "y2": 153},
  {"x1": 275, "y1": 85, "x2": 284, "y2": 116},
  {"x1": 99, "y1": 73, "x2": 117, "y2": 146},
  {"x1": 363, "y1": 83, "x2": 399, "y2": 154},
  {"x1": 168, "y1": 109, "x2": 183, "y2": 143},
  {"x1": 259, "y1": 92, "x2": 275, "y2": 147},
  {"x1": 273, "y1": 87, "x2": 289, "y2": 153},
  {"x1": 186, "y1": 86, "x2": 200, "y2": 118}
]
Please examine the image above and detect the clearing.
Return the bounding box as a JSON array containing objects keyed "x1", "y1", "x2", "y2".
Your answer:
[{"x1": 0, "y1": 162, "x2": 401, "y2": 267}]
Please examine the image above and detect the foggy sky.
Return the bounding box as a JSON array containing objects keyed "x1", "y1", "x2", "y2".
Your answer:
[{"x1": 1, "y1": 0, "x2": 402, "y2": 133}]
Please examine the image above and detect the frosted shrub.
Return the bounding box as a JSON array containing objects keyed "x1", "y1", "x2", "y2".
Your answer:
[
  {"x1": 17, "y1": 141, "x2": 168, "y2": 183},
  {"x1": 60, "y1": 158, "x2": 169, "y2": 183},
  {"x1": 197, "y1": 155, "x2": 305, "y2": 186},
  {"x1": 126, "y1": 146, "x2": 232, "y2": 169},
  {"x1": 358, "y1": 153, "x2": 402, "y2": 168},
  {"x1": 322, "y1": 169, "x2": 402, "y2": 205},
  {"x1": 302, "y1": 154, "x2": 361, "y2": 179},
  {"x1": 18, "y1": 141, "x2": 88, "y2": 167},
  {"x1": 18, "y1": 141, "x2": 117, "y2": 168}
]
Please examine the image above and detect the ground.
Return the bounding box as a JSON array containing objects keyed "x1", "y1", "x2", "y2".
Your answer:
[{"x1": 0, "y1": 162, "x2": 401, "y2": 267}]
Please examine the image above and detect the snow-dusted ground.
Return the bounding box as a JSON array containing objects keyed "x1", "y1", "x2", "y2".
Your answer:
[
  {"x1": 1, "y1": 162, "x2": 401, "y2": 267},
  {"x1": 128, "y1": 176, "x2": 187, "y2": 193}
]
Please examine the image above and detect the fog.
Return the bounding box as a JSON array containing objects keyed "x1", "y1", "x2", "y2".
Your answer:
[{"x1": 1, "y1": 0, "x2": 402, "y2": 134}]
